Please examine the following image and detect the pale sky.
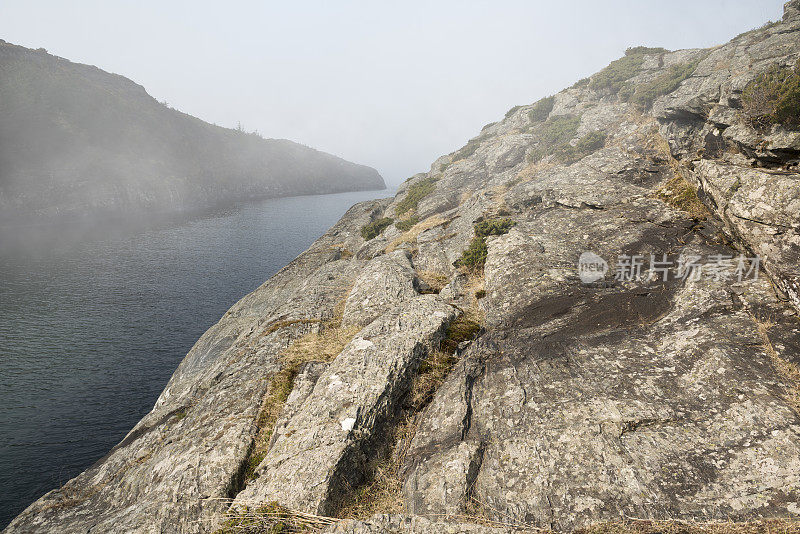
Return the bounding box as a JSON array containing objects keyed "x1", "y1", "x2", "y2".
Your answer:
[{"x1": 0, "y1": 1, "x2": 786, "y2": 186}]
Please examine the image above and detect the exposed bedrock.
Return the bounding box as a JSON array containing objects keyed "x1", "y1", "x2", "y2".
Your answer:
[{"x1": 7, "y1": 2, "x2": 800, "y2": 532}]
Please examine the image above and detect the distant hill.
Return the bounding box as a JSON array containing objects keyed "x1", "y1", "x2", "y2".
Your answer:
[{"x1": 0, "y1": 40, "x2": 384, "y2": 225}]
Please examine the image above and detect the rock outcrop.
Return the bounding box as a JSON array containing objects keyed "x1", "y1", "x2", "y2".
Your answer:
[{"x1": 6, "y1": 2, "x2": 800, "y2": 532}]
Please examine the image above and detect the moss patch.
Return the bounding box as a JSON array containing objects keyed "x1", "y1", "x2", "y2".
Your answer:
[
  {"x1": 395, "y1": 177, "x2": 437, "y2": 216},
  {"x1": 624, "y1": 54, "x2": 707, "y2": 109},
  {"x1": 360, "y1": 217, "x2": 393, "y2": 240},
  {"x1": 589, "y1": 47, "x2": 668, "y2": 93}
]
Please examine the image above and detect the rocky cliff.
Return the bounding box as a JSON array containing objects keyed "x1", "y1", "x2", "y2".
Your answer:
[
  {"x1": 0, "y1": 41, "x2": 384, "y2": 226},
  {"x1": 6, "y1": 3, "x2": 800, "y2": 533}
]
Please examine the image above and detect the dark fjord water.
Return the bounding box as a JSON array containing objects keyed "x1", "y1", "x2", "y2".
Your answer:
[{"x1": 0, "y1": 189, "x2": 386, "y2": 527}]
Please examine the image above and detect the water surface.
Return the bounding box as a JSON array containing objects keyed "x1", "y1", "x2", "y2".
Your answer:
[{"x1": 0, "y1": 189, "x2": 387, "y2": 527}]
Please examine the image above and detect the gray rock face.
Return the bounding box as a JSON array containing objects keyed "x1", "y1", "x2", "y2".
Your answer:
[
  {"x1": 342, "y1": 250, "x2": 420, "y2": 328},
  {"x1": 692, "y1": 160, "x2": 800, "y2": 309},
  {"x1": 786, "y1": 0, "x2": 800, "y2": 21},
  {"x1": 233, "y1": 295, "x2": 457, "y2": 515},
  {"x1": 401, "y1": 343, "x2": 488, "y2": 517},
  {"x1": 7, "y1": 3, "x2": 800, "y2": 533}
]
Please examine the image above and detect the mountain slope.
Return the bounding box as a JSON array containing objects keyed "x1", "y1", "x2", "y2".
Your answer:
[
  {"x1": 0, "y1": 41, "x2": 384, "y2": 224},
  {"x1": 6, "y1": 2, "x2": 800, "y2": 533}
]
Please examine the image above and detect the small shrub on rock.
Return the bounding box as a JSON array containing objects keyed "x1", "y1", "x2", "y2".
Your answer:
[
  {"x1": 528, "y1": 114, "x2": 582, "y2": 163},
  {"x1": 474, "y1": 218, "x2": 516, "y2": 238},
  {"x1": 505, "y1": 105, "x2": 522, "y2": 118},
  {"x1": 554, "y1": 130, "x2": 607, "y2": 164},
  {"x1": 626, "y1": 54, "x2": 707, "y2": 109},
  {"x1": 743, "y1": 59, "x2": 800, "y2": 130},
  {"x1": 395, "y1": 177, "x2": 437, "y2": 215},
  {"x1": 528, "y1": 95, "x2": 555, "y2": 123},
  {"x1": 360, "y1": 217, "x2": 393, "y2": 240},
  {"x1": 589, "y1": 47, "x2": 668, "y2": 93},
  {"x1": 452, "y1": 136, "x2": 486, "y2": 162},
  {"x1": 394, "y1": 216, "x2": 419, "y2": 232},
  {"x1": 457, "y1": 218, "x2": 516, "y2": 271},
  {"x1": 458, "y1": 235, "x2": 488, "y2": 271}
]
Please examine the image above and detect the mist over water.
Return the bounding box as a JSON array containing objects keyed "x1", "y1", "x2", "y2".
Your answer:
[{"x1": 0, "y1": 189, "x2": 387, "y2": 527}]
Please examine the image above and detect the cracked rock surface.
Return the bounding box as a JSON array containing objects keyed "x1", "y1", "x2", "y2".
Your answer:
[
  {"x1": 7, "y1": 2, "x2": 800, "y2": 532},
  {"x1": 233, "y1": 295, "x2": 457, "y2": 515}
]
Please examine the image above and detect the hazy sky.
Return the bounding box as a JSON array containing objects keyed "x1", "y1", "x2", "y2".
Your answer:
[{"x1": 0, "y1": 1, "x2": 786, "y2": 186}]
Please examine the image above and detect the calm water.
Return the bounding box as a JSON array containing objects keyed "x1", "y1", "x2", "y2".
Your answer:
[{"x1": 0, "y1": 189, "x2": 386, "y2": 527}]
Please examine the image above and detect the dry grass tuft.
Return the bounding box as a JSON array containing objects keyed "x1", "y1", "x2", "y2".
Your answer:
[
  {"x1": 281, "y1": 326, "x2": 358, "y2": 367},
  {"x1": 440, "y1": 316, "x2": 481, "y2": 355},
  {"x1": 458, "y1": 270, "x2": 487, "y2": 325},
  {"x1": 515, "y1": 157, "x2": 557, "y2": 184},
  {"x1": 333, "y1": 307, "x2": 482, "y2": 519},
  {"x1": 417, "y1": 270, "x2": 450, "y2": 294},
  {"x1": 754, "y1": 318, "x2": 800, "y2": 416},
  {"x1": 385, "y1": 214, "x2": 449, "y2": 253},
  {"x1": 655, "y1": 174, "x2": 710, "y2": 219},
  {"x1": 335, "y1": 417, "x2": 417, "y2": 520},
  {"x1": 408, "y1": 350, "x2": 458, "y2": 409},
  {"x1": 217, "y1": 501, "x2": 338, "y2": 533},
  {"x1": 647, "y1": 127, "x2": 711, "y2": 220},
  {"x1": 244, "y1": 324, "x2": 359, "y2": 481},
  {"x1": 576, "y1": 518, "x2": 800, "y2": 534}
]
